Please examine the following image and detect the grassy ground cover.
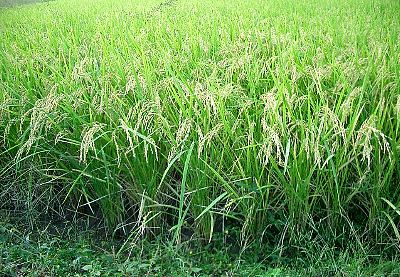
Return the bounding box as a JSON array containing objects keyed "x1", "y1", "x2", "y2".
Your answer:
[
  {"x1": 0, "y1": 0, "x2": 399, "y2": 274},
  {"x1": 1, "y1": 217, "x2": 400, "y2": 276}
]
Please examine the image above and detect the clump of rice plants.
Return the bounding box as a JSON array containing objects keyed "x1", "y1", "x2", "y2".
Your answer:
[{"x1": 0, "y1": 0, "x2": 399, "y2": 254}]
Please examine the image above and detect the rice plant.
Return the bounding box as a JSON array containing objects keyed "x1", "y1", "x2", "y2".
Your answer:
[{"x1": 0, "y1": 0, "x2": 399, "y2": 253}]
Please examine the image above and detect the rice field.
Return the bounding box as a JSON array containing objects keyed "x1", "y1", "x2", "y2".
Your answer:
[{"x1": 0, "y1": 0, "x2": 399, "y2": 252}]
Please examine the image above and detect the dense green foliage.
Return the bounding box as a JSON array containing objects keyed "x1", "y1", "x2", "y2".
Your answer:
[
  {"x1": 1, "y1": 0, "x2": 399, "y2": 257},
  {"x1": 1, "y1": 219, "x2": 400, "y2": 276}
]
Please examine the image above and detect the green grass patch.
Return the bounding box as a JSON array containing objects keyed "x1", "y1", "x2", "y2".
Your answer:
[{"x1": 1, "y1": 219, "x2": 400, "y2": 276}]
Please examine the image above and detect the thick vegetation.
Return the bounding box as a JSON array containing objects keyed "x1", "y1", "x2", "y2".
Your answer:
[
  {"x1": 1, "y1": 0, "x2": 399, "y2": 258},
  {"x1": 2, "y1": 218, "x2": 399, "y2": 276}
]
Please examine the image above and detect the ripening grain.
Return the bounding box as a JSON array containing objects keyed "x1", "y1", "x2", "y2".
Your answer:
[{"x1": 0, "y1": 0, "x2": 399, "y2": 247}]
